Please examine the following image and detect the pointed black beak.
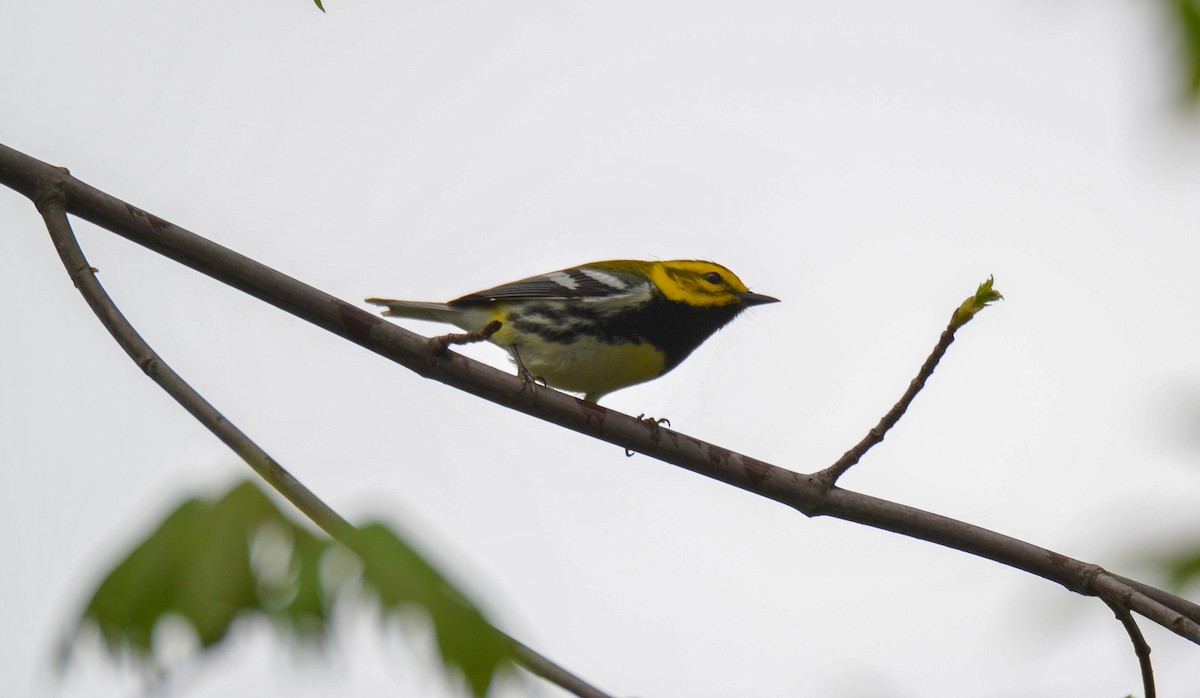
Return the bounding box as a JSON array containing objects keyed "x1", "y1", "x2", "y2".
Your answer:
[{"x1": 738, "y1": 291, "x2": 781, "y2": 307}]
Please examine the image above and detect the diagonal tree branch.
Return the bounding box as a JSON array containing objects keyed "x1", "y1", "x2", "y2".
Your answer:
[
  {"x1": 34, "y1": 192, "x2": 615, "y2": 698},
  {"x1": 3, "y1": 143, "x2": 1197, "y2": 684},
  {"x1": 36, "y1": 190, "x2": 353, "y2": 539}
]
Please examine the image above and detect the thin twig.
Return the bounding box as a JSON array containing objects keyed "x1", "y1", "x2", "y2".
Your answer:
[
  {"x1": 3, "y1": 144, "x2": 1198, "y2": 652},
  {"x1": 820, "y1": 326, "x2": 957, "y2": 483},
  {"x1": 820, "y1": 278, "x2": 1001, "y2": 484},
  {"x1": 1093, "y1": 575, "x2": 1199, "y2": 657},
  {"x1": 1103, "y1": 596, "x2": 1156, "y2": 698},
  {"x1": 505, "y1": 637, "x2": 614, "y2": 698},
  {"x1": 34, "y1": 193, "x2": 616, "y2": 698},
  {"x1": 428, "y1": 319, "x2": 503, "y2": 355},
  {"x1": 1113, "y1": 573, "x2": 1200, "y2": 626}
]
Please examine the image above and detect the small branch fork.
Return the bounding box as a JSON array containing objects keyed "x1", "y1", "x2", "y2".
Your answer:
[
  {"x1": 3, "y1": 144, "x2": 1195, "y2": 694},
  {"x1": 33, "y1": 194, "x2": 614, "y2": 698}
]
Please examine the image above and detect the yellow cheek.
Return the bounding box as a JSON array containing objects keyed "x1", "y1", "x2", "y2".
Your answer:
[{"x1": 647, "y1": 264, "x2": 741, "y2": 307}]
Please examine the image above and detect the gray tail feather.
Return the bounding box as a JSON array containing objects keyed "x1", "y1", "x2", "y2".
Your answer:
[{"x1": 364, "y1": 298, "x2": 455, "y2": 323}]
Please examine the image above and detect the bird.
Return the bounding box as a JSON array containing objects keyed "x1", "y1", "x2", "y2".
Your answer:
[{"x1": 366, "y1": 259, "x2": 778, "y2": 403}]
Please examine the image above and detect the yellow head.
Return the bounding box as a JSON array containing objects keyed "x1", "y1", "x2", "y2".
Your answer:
[{"x1": 636, "y1": 260, "x2": 777, "y2": 308}]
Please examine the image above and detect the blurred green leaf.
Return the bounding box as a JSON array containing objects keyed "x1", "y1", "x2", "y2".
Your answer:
[
  {"x1": 71, "y1": 479, "x2": 516, "y2": 696},
  {"x1": 1166, "y1": 0, "x2": 1200, "y2": 100},
  {"x1": 350, "y1": 524, "x2": 515, "y2": 696},
  {"x1": 1164, "y1": 547, "x2": 1200, "y2": 591},
  {"x1": 313, "y1": 0, "x2": 325, "y2": 12},
  {"x1": 80, "y1": 482, "x2": 284, "y2": 654}
]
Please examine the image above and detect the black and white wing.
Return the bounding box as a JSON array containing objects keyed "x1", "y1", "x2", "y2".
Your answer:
[{"x1": 449, "y1": 265, "x2": 647, "y2": 305}]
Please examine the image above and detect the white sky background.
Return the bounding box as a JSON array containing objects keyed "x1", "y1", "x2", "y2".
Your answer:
[{"x1": 3, "y1": 1, "x2": 1200, "y2": 696}]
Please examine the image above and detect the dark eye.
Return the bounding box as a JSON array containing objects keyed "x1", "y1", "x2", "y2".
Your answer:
[{"x1": 704, "y1": 272, "x2": 723, "y2": 285}]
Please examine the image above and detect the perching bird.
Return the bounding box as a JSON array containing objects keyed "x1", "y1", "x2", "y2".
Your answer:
[{"x1": 366, "y1": 259, "x2": 778, "y2": 402}]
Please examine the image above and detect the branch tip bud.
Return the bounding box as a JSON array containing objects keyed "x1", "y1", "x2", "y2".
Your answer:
[{"x1": 949, "y1": 276, "x2": 1003, "y2": 329}]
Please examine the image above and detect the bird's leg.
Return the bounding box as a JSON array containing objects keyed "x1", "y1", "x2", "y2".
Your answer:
[
  {"x1": 509, "y1": 345, "x2": 546, "y2": 398},
  {"x1": 428, "y1": 320, "x2": 502, "y2": 355}
]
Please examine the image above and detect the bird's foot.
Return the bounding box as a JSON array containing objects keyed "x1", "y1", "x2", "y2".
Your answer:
[
  {"x1": 636, "y1": 414, "x2": 671, "y2": 430},
  {"x1": 625, "y1": 414, "x2": 671, "y2": 456},
  {"x1": 510, "y1": 346, "x2": 546, "y2": 398}
]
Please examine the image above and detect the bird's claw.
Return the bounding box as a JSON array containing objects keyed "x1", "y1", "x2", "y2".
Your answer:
[
  {"x1": 636, "y1": 414, "x2": 671, "y2": 430},
  {"x1": 516, "y1": 366, "x2": 547, "y2": 398},
  {"x1": 625, "y1": 414, "x2": 671, "y2": 456}
]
